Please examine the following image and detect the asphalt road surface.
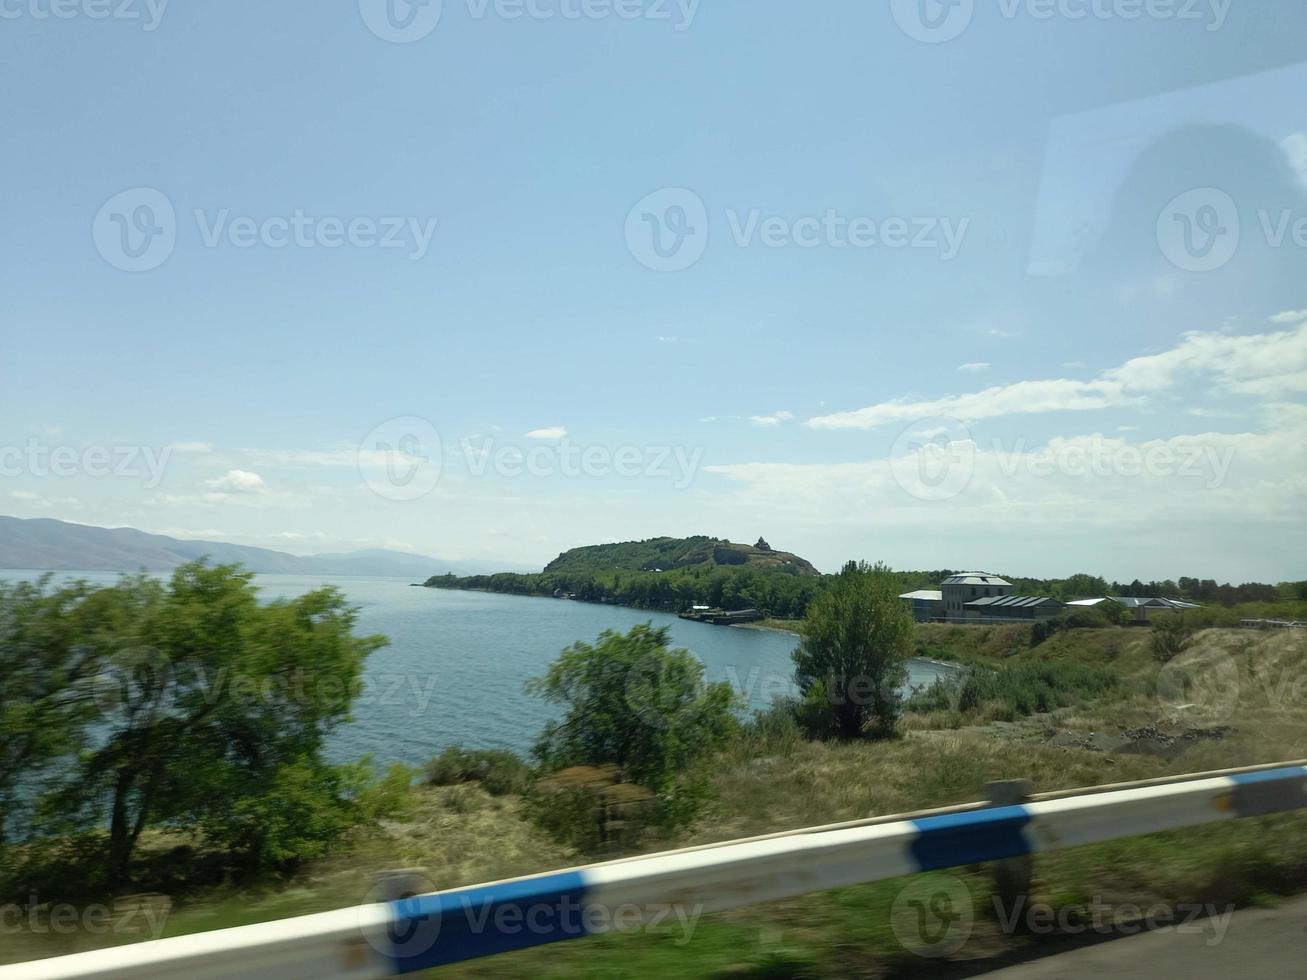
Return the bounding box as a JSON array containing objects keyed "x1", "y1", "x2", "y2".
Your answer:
[{"x1": 979, "y1": 893, "x2": 1307, "y2": 979}]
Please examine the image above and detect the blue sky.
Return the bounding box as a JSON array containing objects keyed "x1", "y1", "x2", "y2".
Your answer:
[{"x1": 2, "y1": 1, "x2": 1305, "y2": 581}]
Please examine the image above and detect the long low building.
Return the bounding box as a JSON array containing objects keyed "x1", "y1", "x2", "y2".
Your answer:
[
  {"x1": 963, "y1": 593, "x2": 1065, "y2": 623},
  {"x1": 1066, "y1": 596, "x2": 1201, "y2": 623},
  {"x1": 899, "y1": 589, "x2": 944, "y2": 621}
]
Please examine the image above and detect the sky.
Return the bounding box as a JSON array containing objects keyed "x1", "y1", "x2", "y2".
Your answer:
[{"x1": 1, "y1": 0, "x2": 1305, "y2": 583}]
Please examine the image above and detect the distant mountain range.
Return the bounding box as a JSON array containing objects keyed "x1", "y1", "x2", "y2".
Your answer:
[{"x1": 0, "y1": 516, "x2": 522, "y2": 579}]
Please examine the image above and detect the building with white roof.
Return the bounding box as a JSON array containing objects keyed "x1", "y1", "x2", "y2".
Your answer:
[{"x1": 1065, "y1": 596, "x2": 1201, "y2": 623}]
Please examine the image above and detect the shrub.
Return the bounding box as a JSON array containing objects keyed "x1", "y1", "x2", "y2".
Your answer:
[
  {"x1": 904, "y1": 676, "x2": 961, "y2": 714},
  {"x1": 1031, "y1": 607, "x2": 1115, "y2": 646},
  {"x1": 425, "y1": 747, "x2": 532, "y2": 796},
  {"x1": 1151, "y1": 613, "x2": 1195, "y2": 662},
  {"x1": 523, "y1": 765, "x2": 659, "y2": 853},
  {"x1": 911, "y1": 661, "x2": 1120, "y2": 720},
  {"x1": 736, "y1": 698, "x2": 804, "y2": 757}
]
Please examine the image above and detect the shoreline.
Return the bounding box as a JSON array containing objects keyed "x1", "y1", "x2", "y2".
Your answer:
[
  {"x1": 732, "y1": 619, "x2": 804, "y2": 637},
  {"x1": 428, "y1": 588, "x2": 972, "y2": 674}
]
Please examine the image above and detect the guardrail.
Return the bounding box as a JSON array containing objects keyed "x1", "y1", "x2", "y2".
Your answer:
[{"x1": 6, "y1": 761, "x2": 1307, "y2": 979}]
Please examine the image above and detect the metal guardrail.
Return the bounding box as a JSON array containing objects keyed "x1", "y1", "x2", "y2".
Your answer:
[{"x1": 6, "y1": 761, "x2": 1307, "y2": 979}]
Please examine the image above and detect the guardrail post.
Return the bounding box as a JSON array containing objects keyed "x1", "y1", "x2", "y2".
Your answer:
[
  {"x1": 985, "y1": 778, "x2": 1033, "y2": 927},
  {"x1": 372, "y1": 867, "x2": 430, "y2": 902}
]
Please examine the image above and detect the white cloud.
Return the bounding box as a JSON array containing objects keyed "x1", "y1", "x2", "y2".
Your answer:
[
  {"x1": 525, "y1": 427, "x2": 568, "y2": 441},
  {"x1": 707, "y1": 415, "x2": 1307, "y2": 533},
  {"x1": 957, "y1": 362, "x2": 991, "y2": 373},
  {"x1": 749, "y1": 410, "x2": 795, "y2": 428},
  {"x1": 8, "y1": 490, "x2": 82, "y2": 510},
  {"x1": 1104, "y1": 322, "x2": 1307, "y2": 397},
  {"x1": 205, "y1": 469, "x2": 266, "y2": 494},
  {"x1": 1269, "y1": 310, "x2": 1307, "y2": 325},
  {"x1": 655, "y1": 335, "x2": 678, "y2": 344},
  {"x1": 243, "y1": 447, "x2": 357, "y2": 467},
  {"x1": 808, "y1": 321, "x2": 1307, "y2": 430},
  {"x1": 166, "y1": 441, "x2": 214, "y2": 454},
  {"x1": 1282, "y1": 133, "x2": 1307, "y2": 188},
  {"x1": 808, "y1": 378, "x2": 1132, "y2": 430}
]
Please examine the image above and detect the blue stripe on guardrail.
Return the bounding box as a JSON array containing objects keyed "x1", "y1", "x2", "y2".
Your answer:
[
  {"x1": 1226, "y1": 766, "x2": 1307, "y2": 818},
  {"x1": 909, "y1": 804, "x2": 1032, "y2": 871},
  {"x1": 386, "y1": 870, "x2": 590, "y2": 974}
]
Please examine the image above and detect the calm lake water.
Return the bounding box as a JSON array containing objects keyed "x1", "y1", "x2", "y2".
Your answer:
[{"x1": 1, "y1": 571, "x2": 955, "y2": 768}]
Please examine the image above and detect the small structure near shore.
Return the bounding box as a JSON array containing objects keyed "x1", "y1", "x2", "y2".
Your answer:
[{"x1": 679, "y1": 606, "x2": 763, "y2": 626}]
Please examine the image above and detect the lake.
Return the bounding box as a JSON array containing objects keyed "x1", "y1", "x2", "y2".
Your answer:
[{"x1": 0, "y1": 571, "x2": 956, "y2": 768}]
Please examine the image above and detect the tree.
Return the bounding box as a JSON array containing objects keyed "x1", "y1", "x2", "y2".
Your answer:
[
  {"x1": 0, "y1": 578, "x2": 104, "y2": 847},
  {"x1": 39, "y1": 562, "x2": 389, "y2": 884},
  {"x1": 792, "y1": 561, "x2": 913, "y2": 740},
  {"x1": 526, "y1": 624, "x2": 737, "y2": 819}
]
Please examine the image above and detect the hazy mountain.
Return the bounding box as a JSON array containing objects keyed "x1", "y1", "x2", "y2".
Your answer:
[{"x1": 0, "y1": 516, "x2": 523, "y2": 578}]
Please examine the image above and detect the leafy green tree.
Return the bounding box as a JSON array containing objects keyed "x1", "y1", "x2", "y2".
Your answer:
[
  {"x1": 525, "y1": 624, "x2": 737, "y2": 816},
  {"x1": 0, "y1": 578, "x2": 104, "y2": 847},
  {"x1": 39, "y1": 562, "x2": 389, "y2": 883},
  {"x1": 792, "y1": 561, "x2": 913, "y2": 740}
]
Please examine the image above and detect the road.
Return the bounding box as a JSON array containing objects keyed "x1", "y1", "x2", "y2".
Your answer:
[{"x1": 978, "y1": 893, "x2": 1307, "y2": 979}]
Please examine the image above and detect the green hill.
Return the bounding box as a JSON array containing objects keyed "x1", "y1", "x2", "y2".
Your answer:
[
  {"x1": 425, "y1": 536, "x2": 824, "y2": 617},
  {"x1": 542, "y1": 535, "x2": 821, "y2": 577}
]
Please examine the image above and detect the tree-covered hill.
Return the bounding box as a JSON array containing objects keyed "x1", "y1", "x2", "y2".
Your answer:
[
  {"x1": 424, "y1": 536, "x2": 824, "y2": 617},
  {"x1": 541, "y1": 535, "x2": 821, "y2": 577}
]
